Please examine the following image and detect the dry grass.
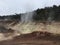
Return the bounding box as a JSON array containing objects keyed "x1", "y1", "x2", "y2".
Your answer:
[{"x1": 9, "y1": 22, "x2": 60, "y2": 34}]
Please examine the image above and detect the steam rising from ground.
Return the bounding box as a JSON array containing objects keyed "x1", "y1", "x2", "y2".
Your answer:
[{"x1": 21, "y1": 12, "x2": 34, "y2": 23}]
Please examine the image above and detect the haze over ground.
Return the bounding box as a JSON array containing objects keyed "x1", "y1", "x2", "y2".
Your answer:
[{"x1": 0, "y1": 0, "x2": 60, "y2": 15}]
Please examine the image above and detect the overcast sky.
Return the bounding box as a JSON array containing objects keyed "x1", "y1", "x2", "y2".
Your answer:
[{"x1": 0, "y1": 0, "x2": 60, "y2": 15}]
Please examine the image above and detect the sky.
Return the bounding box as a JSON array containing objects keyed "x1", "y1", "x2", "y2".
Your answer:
[{"x1": 0, "y1": 0, "x2": 60, "y2": 15}]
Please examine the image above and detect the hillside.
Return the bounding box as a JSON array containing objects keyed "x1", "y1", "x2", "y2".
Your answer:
[{"x1": 0, "y1": 5, "x2": 60, "y2": 45}]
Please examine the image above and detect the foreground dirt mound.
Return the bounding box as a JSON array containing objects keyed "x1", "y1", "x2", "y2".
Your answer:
[
  {"x1": 13, "y1": 31, "x2": 60, "y2": 41},
  {"x1": 14, "y1": 31, "x2": 52, "y2": 40},
  {"x1": 0, "y1": 31, "x2": 60, "y2": 45}
]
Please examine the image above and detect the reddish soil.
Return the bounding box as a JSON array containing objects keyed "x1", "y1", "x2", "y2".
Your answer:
[{"x1": 0, "y1": 31, "x2": 60, "y2": 45}]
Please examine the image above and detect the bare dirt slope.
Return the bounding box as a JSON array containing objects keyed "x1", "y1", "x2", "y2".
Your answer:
[{"x1": 0, "y1": 21, "x2": 60, "y2": 45}]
